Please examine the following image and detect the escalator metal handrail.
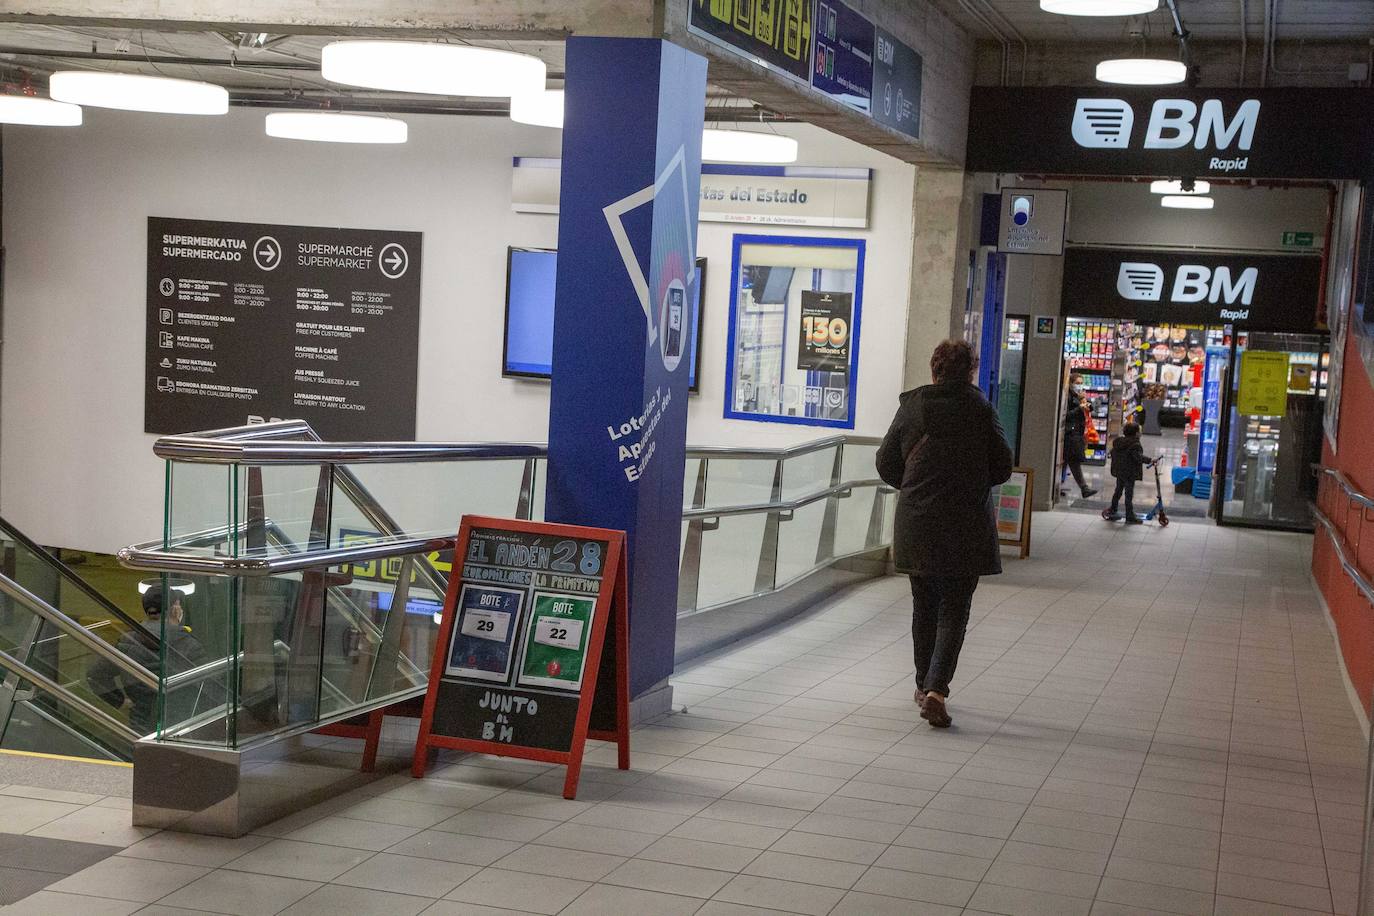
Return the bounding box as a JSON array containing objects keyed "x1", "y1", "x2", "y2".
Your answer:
[
  {"x1": 119, "y1": 534, "x2": 454, "y2": 577},
  {"x1": 0, "y1": 573, "x2": 158, "y2": 690},
  {"x1": 0, "y1": 515, "x2": 159, "y2": 653},
  {"x1": 0, "y1": 646, "x2": 142, "y2": 743},
  {"x1": 682, "y1": 478, "x2": 894, "y2": 521},
  {"x1": 155, "y1": 437, "x2": 547, "y2": 465}
]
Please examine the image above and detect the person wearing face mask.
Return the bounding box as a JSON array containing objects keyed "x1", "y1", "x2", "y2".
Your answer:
[{"x1": 1062, "y1": 375, "x2": 1098, "y2": 499}]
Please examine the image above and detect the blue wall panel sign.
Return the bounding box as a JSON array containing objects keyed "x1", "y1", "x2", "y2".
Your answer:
[
  {"x1": 688, "y1": 0, "x2": 813, "y2": 85},
  {"x1": 872, "y1": 26, "x2": 922, "y2": 139},
  {"x1": 546, "y1": 38, "x2": 707, "y2": 699},
  {"x1": 811, "y1": 0, "x2": 874, "y2": 114}
]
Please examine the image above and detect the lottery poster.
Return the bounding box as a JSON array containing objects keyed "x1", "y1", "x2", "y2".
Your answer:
[{"x1": 446, "y1": 585, "x2": 523, "y2": 682}]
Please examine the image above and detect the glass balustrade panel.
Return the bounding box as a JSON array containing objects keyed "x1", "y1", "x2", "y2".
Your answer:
[
  {"x1": 781, "y1": 447, "x2": 837, "y2": 501},
  {"x1": 774, "y1": 501, "x2": 829, "y2": 587},
  {"x1": 700, "y1": 458, "x2": 776, "y2": 509},
  {"x1": 834, "y1": 486, "x2": 879, "y2": 556},
  {"x1": 166, "y1": 461, "x2": 234, "y2": 556},
  {"x1": 840, "y1": 442, "x2": 879, "y2": 484},
  {"x1": 692, "y1": 514, "x2": 771, "y2": 611},
  {"x1": 339, "y1": 460, "x2": 532, "y2": 539}
]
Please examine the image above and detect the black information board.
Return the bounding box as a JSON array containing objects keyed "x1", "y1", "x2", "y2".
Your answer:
[
  {"x1": 688, "y1": 0, "x2": 813, "y2": 85},
  {"x1": 872, "y1": 26, "x2": 922, "y2": 140},
  {"x1": 145, "y1": 216, "x2": 422, "y2": 439},
  {"x1": 414, "y1": 517, "x2": 629, "y2": 798}
]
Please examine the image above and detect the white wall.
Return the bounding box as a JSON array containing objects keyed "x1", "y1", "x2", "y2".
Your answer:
[{"x1": 1, "y1": 110, "x2": 916, "y2": 554}]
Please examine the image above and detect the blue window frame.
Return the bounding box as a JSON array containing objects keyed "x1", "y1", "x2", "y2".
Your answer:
[{"x1": 723, "y1": 233, "x2": 865, "y2": 430}]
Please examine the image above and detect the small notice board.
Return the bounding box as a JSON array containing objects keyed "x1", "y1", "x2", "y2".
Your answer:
[
  {"x1": 1238, "y1": 350, "x2": 1291, "y2": 417},
  {"x1": 412, "y1": 516, "x2": 630, "y2": 799},
  {"x1": 995, "y1": 467, "x2": 1034, "y2": 558}
]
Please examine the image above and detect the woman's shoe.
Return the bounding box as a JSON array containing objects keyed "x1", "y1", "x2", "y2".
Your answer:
[{"x1": 921, "y1": 693, "x2": 952, "y2": 728}]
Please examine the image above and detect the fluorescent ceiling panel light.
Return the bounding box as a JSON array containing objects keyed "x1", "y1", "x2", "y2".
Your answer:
[
  {"x1": 322, "y1": 41, "x2": 546, "y2": 98},
  {"x1": 0, "y1": 95, "x2": 82, "y2": 126},
  {"x1": 1161, "y1": 195, "x2": 1215, "y2": 209},
  {"x1": 510, "y1": 89, "x2": 564, "y2": 128},
  {"x1": 1041, "y1": 0, "x2": 1158, "y2": 14},
  {"x1": 1096, "y1": 58, "x2": 1187, "y2": 85},
  {"x1": 265, "y1": 111, "x2": 407, "y2": 144},
  {"x1": 49, "y1": 71, "x2": 228, "y2": 114},
  {"x1": 1151, "y1": 179, "x2": 1211, "y2": 194},
  {"x1": 702, "y1": 128, "x2": 798, "y2": 163}
]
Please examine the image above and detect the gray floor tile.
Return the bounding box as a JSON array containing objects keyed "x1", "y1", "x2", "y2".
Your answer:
[
  {"x1": 222, "y1": 839, "x2": 372, "y2": 881},
  {"x1": 279, "y1": 883, "x2": 433, "y2": 916},
  {"x1": 158, "y1": 870, "x2": 321, "y2": 916},
  {"x1": 46, "y1": 856, "x2": 208, "y2": 903},
  {"x1": 445, "y1": 867, "x2": 590, "y2": 915}
]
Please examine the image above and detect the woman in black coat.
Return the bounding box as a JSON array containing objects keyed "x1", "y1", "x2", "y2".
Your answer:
[{"x1": 876, "y1": 340, "x2": 1013, "y2": 728}]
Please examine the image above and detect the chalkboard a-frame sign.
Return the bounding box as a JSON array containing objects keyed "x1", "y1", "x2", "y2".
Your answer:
[{"x1": 412, "y1": 516, "x2": 630, "y2": 799}]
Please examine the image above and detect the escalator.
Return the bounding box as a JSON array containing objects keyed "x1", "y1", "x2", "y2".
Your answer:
[{"x1": 0, "y1": 518, "x2": 169, "y2": 761}]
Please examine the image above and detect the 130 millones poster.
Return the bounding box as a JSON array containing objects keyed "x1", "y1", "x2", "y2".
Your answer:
[{"x1": 798, "y1": 290, "x2": 853, "y2": 371}]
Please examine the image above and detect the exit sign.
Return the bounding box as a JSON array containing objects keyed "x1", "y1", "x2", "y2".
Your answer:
[{"x1": 1282, "y1": 231, "x2": 1315, "y2": 248}]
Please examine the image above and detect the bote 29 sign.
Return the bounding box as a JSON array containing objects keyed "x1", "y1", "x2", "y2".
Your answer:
[{"x1": 798, "y1": 290, "x2": 853, "y2": 372}]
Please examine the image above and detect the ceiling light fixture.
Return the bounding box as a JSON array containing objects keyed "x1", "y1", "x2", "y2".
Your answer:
[
  {"x1": 1161, "y1": 195, "x2": 1214, "y2": 209},
  {"x1": 1151, "y1": 179, "x2": 1211, "y2": 194},
  {"x1": 702, "y1": 128, "x2": 798, "y2": 163},
  {"x1": 1095, "y1": 58, "x2": 1187, "y2": 85},
  {"x1": 265, "y1": 111, "x2": 408, "y2": 144},
  {"x1": 49, "y1": 71, "x2": 228, "y2": 115},
  {"x1": 1040, "y1": 0, "x2": 1158, "y2": 14},
  {"x1": 322, "y1": 41, "x2": 546, "y2": 98},
  {"x1": 509, "y1": 89, "x2": 564, "y2": 128},
  {"x1": 0, "y1": 94, "x2": 82, "y2": 126}
]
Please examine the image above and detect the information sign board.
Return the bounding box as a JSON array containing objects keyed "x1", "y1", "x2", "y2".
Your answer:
[
  {"x1": 871, "y1": 26, "x2": 922, "y2": 139},
  {"x1": 412, "y1": 517, "x2": 629, "y2": 799},
  {"x1": 811, "y1": 0, "x2": 874, "y2": 113},
  {"x1": 688, "y1": 0, "x2": 813, "y2": 85},
  {"x1": 145, "y1": 216, "x2": 421, "y2": 439},
  {"x1": 1237, "y1": 350, "x2": 1290, "y2": 417},
  {"x1": 994, "y1": 467, "x2": 1034, "y2": 558}
]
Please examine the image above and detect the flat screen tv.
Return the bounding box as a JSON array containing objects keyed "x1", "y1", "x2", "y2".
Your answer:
[{"x1": 503, "y1": 247, "x2": 706, "y2": 392}]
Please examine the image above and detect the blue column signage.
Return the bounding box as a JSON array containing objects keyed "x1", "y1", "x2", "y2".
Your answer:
[
  {"x1": 872, "y1": 26, "x2": 923, "y2": 140},
  {"x1": 811, "y1": 0, "x2": 874, "y2": 114},
  {"x1": 545, "y1": 38, "x2": 708, "y2": 699}
]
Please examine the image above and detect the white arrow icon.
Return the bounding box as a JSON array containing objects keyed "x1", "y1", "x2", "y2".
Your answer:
[
  {"x1": 253, "y1": 235, "x2": 281, "y2": 271},
  {"x1": 379, "y1": 243, "x2": 408, "y2": 279}
]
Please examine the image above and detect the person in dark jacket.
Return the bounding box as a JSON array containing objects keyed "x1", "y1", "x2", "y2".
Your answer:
[
  {"x1": 88, "y1": 584, "x2": 204, "y2": 735},
  {"x1": 1105, "y1": 422, "x2": 1151, "y2": 525},
  {"x1": 876, "y1": 340, "x2": 1014, "y2": 729},
  {"x1": 1062, "y1": 375, "x2": 1098, "y2": 499}
]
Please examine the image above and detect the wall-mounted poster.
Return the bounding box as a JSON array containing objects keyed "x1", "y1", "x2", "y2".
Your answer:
[
  {"x1": 812, "y1": 0, "x2": 874, "y2": 113},
  {"x1": 145, "y1": 216, "x2": 421, "y2": 439},
  {"x1": 725, "y1": 234, "x2": 865, "y2": 429},
  {"x1": 797, "y1": 290, "x2": 852, "y2": 371}
]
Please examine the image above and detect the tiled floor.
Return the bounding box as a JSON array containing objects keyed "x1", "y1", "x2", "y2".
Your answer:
[{"x1": 3, "y1": 511, "x2": 1367, "y2": 915}]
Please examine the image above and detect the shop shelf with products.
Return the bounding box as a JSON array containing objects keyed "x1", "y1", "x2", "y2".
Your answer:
[{"x1": 1064, "y1": 318, "x2": 1115, "y2": 464}]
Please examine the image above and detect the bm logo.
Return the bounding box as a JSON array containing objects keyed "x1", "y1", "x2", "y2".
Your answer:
[
  {"x1": 1117, "y1": 262, "x2": 1258, "y2": 306},
  {"x1": 1072, "y1": 98, "x2": 1260, "y2": 151}
]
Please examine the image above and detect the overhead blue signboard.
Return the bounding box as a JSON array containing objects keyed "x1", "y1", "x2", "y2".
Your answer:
[
  {"x1": 811, "y1": 0, "x2": 874, "y2": 114},
  {"x1": 872, "y1": 26, "x2": 922, "y2": 139},
  {"x1": 688, "y1": 0, "x2": 813, "y2": 85}
]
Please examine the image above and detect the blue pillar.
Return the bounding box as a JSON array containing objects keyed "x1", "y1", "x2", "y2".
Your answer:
[{"x1": 545, "y1": 37, "x2": 707, "y2": 699}]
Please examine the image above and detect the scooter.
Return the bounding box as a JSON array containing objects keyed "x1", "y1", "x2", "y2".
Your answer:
[{"x1": 1101, "y1": 455, "x2": 1170, "y2": 527}]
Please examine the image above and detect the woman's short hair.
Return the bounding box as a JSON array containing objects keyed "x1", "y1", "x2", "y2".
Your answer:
[{"x1": 930, "y1": 340, "x2": 976, "y2": 383}]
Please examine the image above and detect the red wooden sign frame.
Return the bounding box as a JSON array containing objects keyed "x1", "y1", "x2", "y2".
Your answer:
[{"x1": 411, "y1": 516, "x2": 630, "y2": 799}]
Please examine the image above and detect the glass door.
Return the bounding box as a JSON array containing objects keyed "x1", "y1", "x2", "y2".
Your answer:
[
  {"x1": 1215, "y1": 331, "x2": 1328, "y2": 530},
  {"x1": 997, "y1": 315, "x2": 1028, "y2": 461}
]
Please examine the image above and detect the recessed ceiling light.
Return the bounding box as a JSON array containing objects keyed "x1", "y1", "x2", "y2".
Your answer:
[
  {"x1": 322, "y1": 41, "x2": 546, "y2": 98},
  {"x1": 702, "y1": 128, "x2": 798, "y2": 164},
  {"x1": 265, "y1": 111, "x2": 408, "y2": 144},
  {"x1": 510, "y1": 90, "x2": 564, "y2": 128},
  {"x1": 1041, "y1": 0, "x2": 1158, "y2": 14},
  {"x1": 1151, "y1": 180, "x2": 1211, "y2": 195},
  {"x1": 1096, "y1": 58, "x2": 1187, "y2": 85},
  {"x1": 0, "y1": 94, "x2": 82, "y2": 126},
  {"x1": 1161, "y1": 195, "x2": 1214, "y2": 209},
  {"x1": 49, "y1": 71, "x2": 228, "y2": 115}
]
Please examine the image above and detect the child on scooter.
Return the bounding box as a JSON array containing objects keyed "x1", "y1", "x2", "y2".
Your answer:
[{"x1": 1106, "y1": 422, "x2": 1152, "y2": 525}]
